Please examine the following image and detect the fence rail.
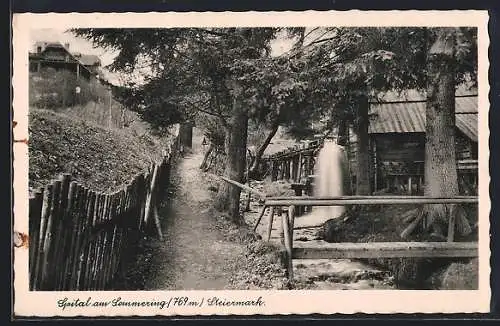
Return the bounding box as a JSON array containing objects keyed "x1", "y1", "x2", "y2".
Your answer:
[
  {"x1": 274, "y1": 197, "x2": 479, "y2": 280},
  {"x1": 28, "y1": 141, "x2": 178, "y2": 291},
  {"x1": 215, "y1": 176, "x2": 479, "y2": 282}
]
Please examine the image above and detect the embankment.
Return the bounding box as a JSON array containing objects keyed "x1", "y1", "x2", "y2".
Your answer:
[{"x1": 29, "y1": 108, "x2": 169, "y2": 193}]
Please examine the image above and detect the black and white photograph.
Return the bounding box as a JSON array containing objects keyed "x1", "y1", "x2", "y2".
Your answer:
[{"x1": 12, "y1": 11, "x2": 490, "y2": 316}]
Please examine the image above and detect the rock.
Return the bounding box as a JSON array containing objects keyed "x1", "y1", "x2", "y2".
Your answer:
[
  {"x1": 321, "y1": 218, "x2": 346, "y2": 243},
  {"x1": 436, "y1": 258, "x2": 478, "y2": 290}
]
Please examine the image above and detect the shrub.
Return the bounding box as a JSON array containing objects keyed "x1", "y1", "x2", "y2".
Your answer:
[{"x1": 29, "y1": 67, "x2": 105, "y2": 109}]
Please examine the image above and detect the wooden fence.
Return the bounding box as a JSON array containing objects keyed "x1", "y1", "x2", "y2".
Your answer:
[
  {"x1": 263, "y1": 140, "x2": 322, "y2": 183},
  {"x1": 28, "y1": 144, "x2": 177, "y2": 291},
  {"x1": 216, "y1": 175, "x2": 479, "y2": 282},
  {"x1": 260, "y1": 196, "x2": 479, "y2": 280}
]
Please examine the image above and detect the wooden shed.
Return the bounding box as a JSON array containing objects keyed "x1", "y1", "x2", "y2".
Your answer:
[{"x1": 348, "y1": 90, "x2": 479, "y2": 195}]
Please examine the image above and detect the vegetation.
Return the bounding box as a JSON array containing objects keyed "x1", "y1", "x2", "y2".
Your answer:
[
  {"x1": 30, "y1": 67, "x2": 102, "y2": 109},
  {"x1": 71, "y1": 27, "x2": 478, "y2": 239},
  {"x1": 28, "y1": 109, "x2": 167, "y2": 193}
]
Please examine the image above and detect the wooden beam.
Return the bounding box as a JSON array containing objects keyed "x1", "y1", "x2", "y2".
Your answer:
[
  {"x1": 292, "y1": 241, "x2": 478, "y2": 259},
  {"x1": 266, "y1": 207, "x2": 275, "y2": 241},
  {"x1": 252, "y1": 205, "x2": 268, "y2": 232},
  {"x1": 282, "y1": 208, "x2": 293, "y2": 279},
  {"x1": 265, "y1": 197, "x2": 478, "y2": 207},
  {"x1": 265, "y1": 195, "x2": 478, "y2": 201},
  {"x1": 210, "y1": 173, "x2": 267, "y2": 199}
]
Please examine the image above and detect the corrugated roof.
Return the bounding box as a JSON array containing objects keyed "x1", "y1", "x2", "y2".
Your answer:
[
  {"x1": 369, "y1": 96, "x2": 478, "y2": 142},
  {"x1": 456, "y1": 113, "x2": 478, "y2": 142},
  {"x1": 371, "y1": 83, "x2": 477, "y2": 102},
  {"x1": 77, "y1": 54, "x2": 101, "y2": 67}
]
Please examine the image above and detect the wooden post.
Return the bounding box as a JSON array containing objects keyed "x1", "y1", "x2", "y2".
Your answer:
[
  {"x1": 144, "y1": 164, "x2": 159, "y2": 225},
  {"x1": 305, "y1": 156, "x2": 311, "y2": 179},
  {"x1": 297, "y1": 154, "x2": 303, "y2": 182},
  {"x1": 67, "y1": 186, "x2": 88, "y2": 290},
  {"x1": 266, "y1": 207, "x2": 275, "y2": 241},
  {"x1": 288, "y1": 205, "x2": 296, "y2": 240},
  {"x1": 56, "y1": 181, "x2": 79, "y2": 290},
  {"x1": 447, "y1": 205, "x2": 456, "y2": 242},
  {"x1": 75, "y1": 190, "x2": 95, "y2": 290},
  {"x1": 41, "y1": 179, "x2": 61, "y2": 290},
  {"x1": 54, "y1": 177, "x2": 76, "y2": 290},
  {"x1": 29, "y1": 190, "x2": 43, "y2": 291},
  {"x1": 253, "y1": 205, "x2": 268, "y2": 232},
  {"x1": 288, "y1": 159, "x2": 291, "y2": 180},
  {"x1": 282, "y1": 207, "x2": 293, "y2": 280},
  {"x1": 33, "y1": 184, "x2": 53, "y2": 290},
  {"x1": 271, "y1": 161, "x2": 278, "y2": 181},
  {"x1": 408, "y1": 176, "x2": 412, "y2": 195},
  {"x1": 49, "y1": 174, "x2": 71, "y2": 290}
]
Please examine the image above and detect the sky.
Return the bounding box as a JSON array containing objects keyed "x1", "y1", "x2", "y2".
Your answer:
[{"x1": 29, "y1": 27, "x2": 332, "y2": 86}]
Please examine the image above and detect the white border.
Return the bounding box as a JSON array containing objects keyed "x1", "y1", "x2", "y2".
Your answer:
[{"x1": 13, "y1": 10, "x2": 491, "y2": 316}]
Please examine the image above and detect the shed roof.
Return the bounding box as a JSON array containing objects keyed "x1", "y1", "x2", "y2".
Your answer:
[
  {"x1": 75, "y1": 54, "x2": 101, "y2": 66},
  {"x1": 369, "y1": 96, "x2": 478, "y2": 142}
]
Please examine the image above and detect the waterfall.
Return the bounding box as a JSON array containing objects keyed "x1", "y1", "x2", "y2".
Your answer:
[{"x1": 313, "y1": 139, "x2": 345, "y2": 219}]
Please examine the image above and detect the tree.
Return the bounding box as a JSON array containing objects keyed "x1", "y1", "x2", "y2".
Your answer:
[
  {"x1": 291, "y1": 27, "x2": 428, "y2": 195},
  {"x1": 418, "y1": 28, "x2": 474, "y2": 239},
  {"x1": 288, "y1": 27, "x2": 476, "y2": 237},
  {"x1": 72, "y1": 27, "x2": 278, "y2": 223}
]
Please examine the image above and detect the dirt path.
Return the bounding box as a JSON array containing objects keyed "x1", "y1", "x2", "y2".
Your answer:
[{"x1": 140, "y1": 130, "x2": 245, "y2": 290}]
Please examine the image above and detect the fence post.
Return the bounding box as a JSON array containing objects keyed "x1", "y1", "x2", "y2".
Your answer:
[
  {"x1": 266, "y1": 207, "x2": 275, "y2": 242},
  {"x1": 29, "y1": 190, "x2": 43, "y2": 291},
  {"x1": 40, "y1": 179, "x2": 62, "y2": 290},
  {"x1": 282, "y1": 206, "x2": 293, "y2": 280}
]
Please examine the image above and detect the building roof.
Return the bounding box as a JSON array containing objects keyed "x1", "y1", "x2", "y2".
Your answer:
[
  {"x1": 371, "y1": 83, "x2": 477, "y2": 102},
  {"x1": 75, "y1": 54, "x2": 101, "y2": 66},
  {"x1": 369, "y1": 96, "x2": 478, "y2": 142}
]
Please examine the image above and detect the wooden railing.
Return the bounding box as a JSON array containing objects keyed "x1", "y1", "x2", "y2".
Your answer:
[
  {"x1": 262, "y1": 196, "x2": 479, "y2": 280},
  {"x1": 263, "y1": 141, "x2": 322, "y2": 182},
  {"x1": 29, "y1": 141, "x2": 178, "y2": 291}
]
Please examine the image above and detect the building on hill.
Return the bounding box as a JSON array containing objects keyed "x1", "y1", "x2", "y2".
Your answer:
[
  {"x1": 347, "y1": 86, "x2": 478, "y2": 195},
  {"x1": 29, "y1": 41, "x2": 101, "y2": 82}
]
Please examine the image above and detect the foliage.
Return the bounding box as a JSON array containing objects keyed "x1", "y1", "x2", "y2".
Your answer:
[
  {"x1": 276, "y1": 27, "x2": 477, "y2": 133},
  {"x1": 29, "y1": 109, "x2": 167, "y2": 193},
  {"x1": 29, "y1": 67, "x2": 104, "y2": 109},
  {"x1": 72, "y1": 27, "x2": 477, "y2": 139}
]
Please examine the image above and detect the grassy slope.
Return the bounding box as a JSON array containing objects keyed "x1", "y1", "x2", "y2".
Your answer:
[{"x1": 29, "y1": 109, "x2": 166, "y2": 193}]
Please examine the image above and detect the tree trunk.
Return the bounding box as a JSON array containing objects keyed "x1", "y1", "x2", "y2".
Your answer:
[
  {"x1": 214, "y1": 88, "x2": 248, "y2": 224},
  {"x1": 355, "y1": 95, "x2": 371, "y2": 195},
  {"x1": 179, "y1": 122, "x2": 193, "y2": 149},
  {"x1": 424, "y1": 28, "x2": 471, "y2": 237},
  {"x1": 248, "y1": 121, "x2": 280, "y2": 179}
]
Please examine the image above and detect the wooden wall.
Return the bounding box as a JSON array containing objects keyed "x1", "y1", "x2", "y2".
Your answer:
[{"x1": 367, "y1": 130, "x2": 478, "y2": 194}]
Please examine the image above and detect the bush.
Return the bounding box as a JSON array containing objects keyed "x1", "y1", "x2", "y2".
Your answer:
[{"x1": 29, "y1": 68, "x2": 107, "y2": 109}]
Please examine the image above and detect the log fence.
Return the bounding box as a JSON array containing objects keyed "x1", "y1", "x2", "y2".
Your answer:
[
  {"x1": 263, "y1": 140, "x2": 321, "y2": 183},
  {"x1": 215, "y1": 176, "x2": 479, "y2": 282},
  {"x1": 263, "y1": 196, "x2": 479, "y2": 280},
  {"x1": 28, "y1": 140, "x2": 178, "y2": 291}
]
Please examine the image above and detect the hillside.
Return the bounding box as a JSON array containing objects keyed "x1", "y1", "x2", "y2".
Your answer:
[{"x1": 29, "y1": 109, "x2": 169, "y2": 193}]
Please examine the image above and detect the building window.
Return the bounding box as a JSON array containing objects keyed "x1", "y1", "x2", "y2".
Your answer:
[{"x1": 36, "y1": 46, "x2": 42, "y2": 53}]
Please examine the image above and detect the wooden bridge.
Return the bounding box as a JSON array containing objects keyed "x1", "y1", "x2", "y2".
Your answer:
[
  {"x1": 259, "y1": 195, "x2": 478, "y2": 280},
  {"x1": 216, "y1": 175, "x2": 478, "y2": 281}
]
